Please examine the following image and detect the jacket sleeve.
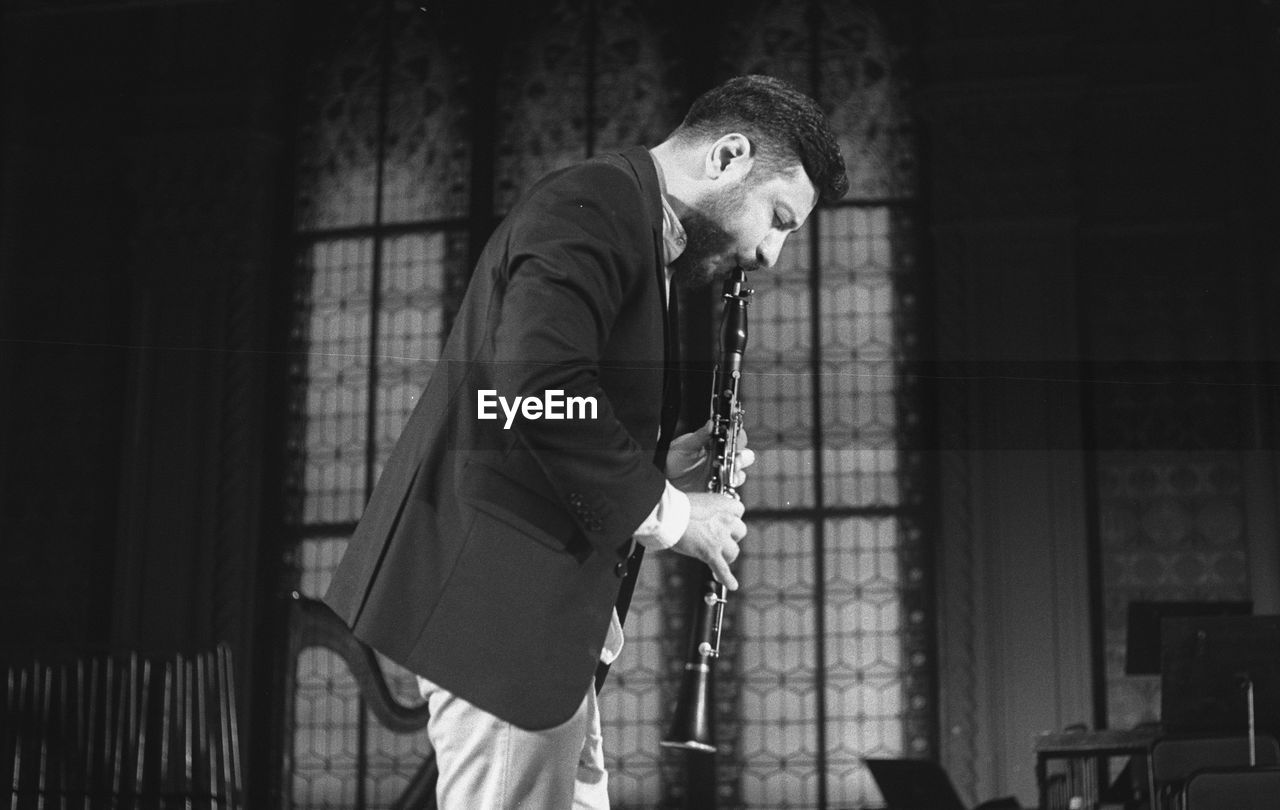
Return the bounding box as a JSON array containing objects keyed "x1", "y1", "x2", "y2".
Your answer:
[{"x1": 488, "y1": 162, "x2": 668, "y2": 546}]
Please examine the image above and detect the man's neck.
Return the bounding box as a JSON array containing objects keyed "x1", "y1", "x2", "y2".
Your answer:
[{"x1": 648, "y1": 141, "x2": 698, "y2": 218}]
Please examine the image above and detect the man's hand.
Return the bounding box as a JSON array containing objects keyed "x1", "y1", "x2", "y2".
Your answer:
[
  {"x1": 665, "y1": 420, "x2": 756, "y2": 493},
  {"x1": 671, "y1": 492, "x2": 747, "y2": 591}
]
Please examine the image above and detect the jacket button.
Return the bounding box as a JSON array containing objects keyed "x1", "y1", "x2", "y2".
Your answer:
[{"x1": 614, "y1": 561, "x2": 628, "y2": 578}]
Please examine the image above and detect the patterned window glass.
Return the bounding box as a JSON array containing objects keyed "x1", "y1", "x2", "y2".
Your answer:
[
  {"x1": 819, "y1": 5, "x2": 918, "y2": 201},
  {"x1": 747, "y1": 228, "x2": 818, "y2": 511},
  {"x1": 282, "y1": 2, "x2": 927, "y2": 809},
  {"x1": 736, "y1": 519, "x2": 822, "y2": 808},
  {"x1": 597, "y1": 564, "x2": 667, "y2": 802},
  {"x1": 720, "y1": 2, "x2": 929, "y2": 809},
  {"x1": 493, "y1": 0, "x2": 590, "y2": 214},
  {"x1": 284, "y1": 1, "x2": 470, "y2": 808},
  {"x1": 371, "y1": 231, "x2": 468, "y2": 477},
  {"x1": 379, "y1": 6, "x2": 471, "y2": 223},
  {"x1": 819, "y1": 207, "x2": 901, "y2": 509},
  {"x1": 592, "y1": 0, "x2": 682, "y2": 155},
  {"x1": 823, "y1": 516, "x2": 906, "y2": 801},
  {"x1": 293, "y1": 0, "x2": 383, "y2": 231},
  {"x1": 290, "y1": 239, "x2": 373, "y2": 527},
  {"x1": 292, "y1": 538, "x2": 358, "y2": 807},
  {"x1": 291, "y1": 536, "x2": 433, "y2": 808},
  {"x1": 292, "y1": 646, "x2": 361, "y2": 808},
  {"x1": 580, "y1": 6, "x2": 684, "y2": 808},
  {"x1": 363, "y1": 652, "x2": 433, "y2": 805}
]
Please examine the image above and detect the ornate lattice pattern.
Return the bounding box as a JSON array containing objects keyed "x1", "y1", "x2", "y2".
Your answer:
[
  {"x1": 745, "y1": 226, "x2": 817, "y2": 511},
  {"x1": 598, "y1": 563, "x2": 668, "y2": 806},
  {"x1": 292, "y1": 540, "x2": 435, "y2": 809},
  {"x1": 724, "y1": 1, "x2": 810, "y2": 92},
  {"x1": 288, "y1": 239, "x2": 373, "y2": 526},
  {"x1": 724, "y1": 0, "x2": 916, "y2": 203},
  {"x1": 717, "y1": 7, "x2": 928, "y2": 802},
  {"x1": 371, "y1": 231, "x2": 468, "y2": 476},
  {"x1": 293, "y1": 647, "x2": 361, "y2": 808},
  {"x1": 1084, "y1": 237, "x2": 1254, "y2": 734},
  {"x1": 817, "y1": 2, "x2": 917, "y2": 201},
  {"x1": 593, "y1": 0, "x2": 683, "y2": 154},
  {"x1": 286, "y1": 231, "x2": 465, "y2": 525},
  {"x1": 1099, "y1": 455, "x2": 1250, "y2": 730},
  {"x1": 721, "y1": 204, "x2": 925, "y2": 810},
  {"x1": 736, "y1": 519, "x2": 822, "y2": 808},
  {"x1": 494, "y1": 0, "x2": 590, "y2": 213},
  {"x1": 819, "y1": 207, "x2": 901, "y2": 508},
  {"x1": 294, "y1": 0, "x2": 383, "y2": 231},
  {"x1": 380, "y1": 1, "x2": 472, "y2": 223}
]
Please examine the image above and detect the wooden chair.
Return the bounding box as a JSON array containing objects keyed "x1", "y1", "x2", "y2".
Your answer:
[
  {"x1": 1183, "y1": 765, "x2": 1280, "y2": 810},
  {"x1": 1150, "y1": 734, "x2": 1280, "y2": 810},
  {"x1": 287, "y1": 593, "x2": 438, "y2": 810}
]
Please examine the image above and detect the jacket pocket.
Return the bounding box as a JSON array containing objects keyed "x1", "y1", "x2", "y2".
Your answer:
[{"x1": 457, "y1": 458, "x2": 585, "y2": 556}]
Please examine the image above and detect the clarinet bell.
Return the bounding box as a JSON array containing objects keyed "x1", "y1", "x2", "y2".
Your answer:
[{"x1": 660, "y1": 660, "x2": 717, "y2": 752}]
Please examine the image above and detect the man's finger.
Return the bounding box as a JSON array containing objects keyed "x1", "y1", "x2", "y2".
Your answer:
[
  {"x1": 724, "y1": 541, "x2": 741, "y2": 565},
  {"x1": 712, "y1": 562, "x2": 739, "y2": 592}
]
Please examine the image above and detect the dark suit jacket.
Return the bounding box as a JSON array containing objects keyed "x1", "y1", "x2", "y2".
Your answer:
[{"x1": 323, "y1": 147, "x2": 679, "y2": 730}]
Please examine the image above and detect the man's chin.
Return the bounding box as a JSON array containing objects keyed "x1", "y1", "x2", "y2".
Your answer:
[{"x1": 672, "y1": 257, "x2": 735, "y2": 290}]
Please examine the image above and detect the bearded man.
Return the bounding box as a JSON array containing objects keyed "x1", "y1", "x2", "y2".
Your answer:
[{"x1": 323, "y1": 74, "x2": 848, "y2": 810}]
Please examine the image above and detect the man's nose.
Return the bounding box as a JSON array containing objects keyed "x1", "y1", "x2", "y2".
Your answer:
[{"x1": 756, "y1": 233, "x2": 785, "y2": 268}]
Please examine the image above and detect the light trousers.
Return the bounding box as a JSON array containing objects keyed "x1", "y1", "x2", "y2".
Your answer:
[{"x1": 417, "y1": 675, "x2": 610, "y2": 810}]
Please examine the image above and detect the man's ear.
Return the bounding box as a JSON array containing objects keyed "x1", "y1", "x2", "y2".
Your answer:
[{"x1": 704, "y1": 133, "x2": 754, "y2": 181}]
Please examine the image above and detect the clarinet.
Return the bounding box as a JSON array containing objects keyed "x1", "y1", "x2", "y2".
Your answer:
[{"x1": 661, "y1": 266, "x2": 751, "y2": 753}]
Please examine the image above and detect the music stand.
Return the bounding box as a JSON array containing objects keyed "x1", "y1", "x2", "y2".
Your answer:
[
  {"x1": 1160, "y1": 615, "x2": 1280, "y2": 739},
  {"x1": 1126, "y1": 601, "x2": 1252, "y2": 675}
]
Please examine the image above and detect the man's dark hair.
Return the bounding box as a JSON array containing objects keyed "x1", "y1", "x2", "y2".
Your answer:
[{"x1": 673, "y1": 75, "x2": 849, "y2": 203}]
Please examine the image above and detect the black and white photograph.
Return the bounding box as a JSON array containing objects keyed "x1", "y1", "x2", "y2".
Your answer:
[{"x1": 2, "y1": 1, "x2": 1279, "y2": 808}]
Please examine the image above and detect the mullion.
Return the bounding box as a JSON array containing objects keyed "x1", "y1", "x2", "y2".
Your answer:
[
  {"x1": 296, "y1": 217, "x2": 469, "y2": 243},
  {"x1": 807, "y1": 5, "x2": 831, "y2": 805},
  {"x1": 739, "y1": 505, "x2": 908, "y2": 522},
  {"x1": 808, "y1": 199, "x2": 831, "y2": 810},
  {"x1": 354, "y1": 1, "x2": 397, "y2": 807}
]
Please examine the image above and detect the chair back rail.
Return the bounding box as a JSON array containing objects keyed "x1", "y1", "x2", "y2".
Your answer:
[
  {"x1": 287, "y1": 594, "x2": 438, "y2": 810},
  {"x1": 1151, "y1": 734, "x2": 1280, "y2": 810},
  {"x1": 1183, "y1": 765, "x2": 1280, "y2": 810}
]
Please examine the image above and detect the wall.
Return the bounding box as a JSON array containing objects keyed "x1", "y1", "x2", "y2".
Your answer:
[{"x1": 925, "y1": 1, "x2": 1280, "y2": 805}]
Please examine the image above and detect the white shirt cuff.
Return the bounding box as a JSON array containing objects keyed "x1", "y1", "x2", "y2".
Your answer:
[
  {"x1": 602, "y1": 609, "x2": 624, "y2": 665},
  {"x1": 631, "y1": 480, "x2": 689, "y2": 550}
]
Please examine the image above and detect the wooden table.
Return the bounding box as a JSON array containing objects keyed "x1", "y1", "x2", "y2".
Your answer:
[{"x1": 1034, "y1": 728, "x2": 1160, "y2": 810}]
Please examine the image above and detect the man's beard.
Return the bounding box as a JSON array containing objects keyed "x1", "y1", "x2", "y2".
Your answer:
[{"x1": 669, "y1": 183, "x2": 754, "y2": 289}]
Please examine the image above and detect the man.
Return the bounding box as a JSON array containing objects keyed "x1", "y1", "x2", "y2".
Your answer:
[{"x1": 323, "y1": 74, "x2": 847, "y2": 809}]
